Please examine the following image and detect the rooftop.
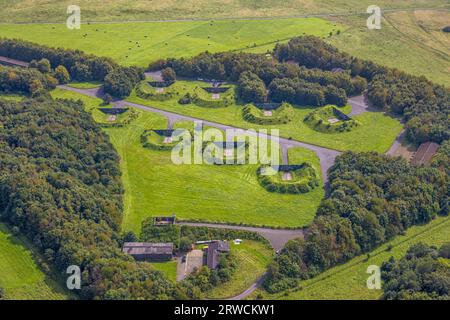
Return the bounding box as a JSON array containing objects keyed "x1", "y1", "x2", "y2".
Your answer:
[{"x1": 122, "y1": 242, "x2": 174, "y2": 255}]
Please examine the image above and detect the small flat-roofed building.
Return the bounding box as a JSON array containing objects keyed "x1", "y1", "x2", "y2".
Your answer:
[
  {"x1": 411, "y1": 142, "x2": 440, "y2": 166},
  {"x1": 203, "y1": 241, "x2": 230, "y2": 269},
  {"x1": 154, "y1": 215, "x2": 176, "y2": 226},
  {"x1": 122, "y1": 242, "x2": 173, "y2": 262}
]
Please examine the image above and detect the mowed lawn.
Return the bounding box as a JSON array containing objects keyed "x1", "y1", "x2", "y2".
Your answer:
[
  {"x1": 0, "y1": 18, "x2": 339, "y2": 66},
  {"x1": 51, "y1": 89, "x2": 324, "y2": 231},
  {"x1": 149, "y1": 261, "x2": 178, "y2": 283},
  {"x1": 127, "y1": 82, "x2": 403, "y2": 153},
  {"x1": 0, "y1": 223, "x2": 67, "y2": 300},
  {"x1": 206, "y1": 240, "x2": 273, "y2": 299},
  {"x1": 251, "y1": 215, "x2": 450, "y2": 300}
]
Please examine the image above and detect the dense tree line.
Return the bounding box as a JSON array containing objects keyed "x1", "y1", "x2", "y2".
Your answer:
[
  {"x1": 0, "y1": 65, "x2": 57, "y2": 95},
  {"x1": 268, "y1": 77, "x2": 347, "y2": 107},
  {"x1": 369, "y1": 72, "x2": 449, "y2": 144},
  {"x1": 0, "y1": 38, "x2": 144, "y2": 98},
  {"x1": 237, "y1": 71, "x2": 267, "y2": 103},
  {"x1": 0, "y1": 95, "x2": 182, "y2": 299},
  {"x1": 274, "y1": 36, "x2": 449, "y2": 145},
  {"x1": 139, "y1": 219, "x2": 269, "y2": 250},
  {"x1": 154, "y1": 48, "x2": 357, "y2": 106},
  {"x1": 264, "y1": 152, "x2": 448, "y2": 293},
  {"x1": 381, "y1": 243, "x2": 450, "y2": 300}
]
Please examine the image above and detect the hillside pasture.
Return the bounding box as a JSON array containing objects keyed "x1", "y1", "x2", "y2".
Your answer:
[
  {"x1": 0, "y1": 18, "x2": 339, "y2": 66},
  {"x1": 0, "y1": 223, "x2": 67, "y2": 300}
]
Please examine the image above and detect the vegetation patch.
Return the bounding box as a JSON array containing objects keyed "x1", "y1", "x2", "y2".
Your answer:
[
  {"x1": 242, "y1": 103, "x2": 295, "y2": 125},
  {"x1": 257, "y1": 164, "x2": 320, "y2": 194},
  {"x1": 304, "y1": 105, "x2": 359, "y2": 133},
  {"x1": 252, "y1": 215, "x2": 450, "y2": 300},
  {"x1": 0, "y1": 223, "x2": 67, "y2": 300},
  {"x1": 206, "y1": 241, "x2": 273, "y2": 299},
  {"x1": 381, "y1": 242, "x2": 450, "y2": 300}
]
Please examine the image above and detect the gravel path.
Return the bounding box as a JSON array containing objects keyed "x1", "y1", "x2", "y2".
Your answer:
[{"x1": 348, "y1": 94, "x2": 377, "y2": 116}]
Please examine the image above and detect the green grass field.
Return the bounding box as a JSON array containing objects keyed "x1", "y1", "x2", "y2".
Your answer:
[
  {"x1": 51, "y1": 88, "x2": 324, "y2": 231},
  {"x1": 207, "y1": 240, "x2": 273, "y2": 299},
  {"x1": 0, "y1": 1, "x2": 446, "y2": 22},
  {"x1": 329, "y1": 10, "x2": 450, "y2": 86},
  {"x1": 0, "y1": 18, "x2": 339, "y2": 66},
  {"x1": 0, "y1": 8, "x2": 447, "y2": 86},
  {"x1": 250, "y1": 215, "x2": 450, "y2": 300},
  {"x1": 67, "y1": 81, "x2": 102, "y2": 89},
  {"x1": 127, "y1": 81, "x2": 403, "y2": 153},
  {"x1": 0, "y1": 223, "x2": 67, "y2": 300},
  {"x1": 149, "y1": 261, "x2": 178, "y2": 282}
]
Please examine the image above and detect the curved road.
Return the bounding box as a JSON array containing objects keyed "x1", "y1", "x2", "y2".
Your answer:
[
  {"x1": 58, "y1": 85, "x2": 341, "y2": 182},
  {"x1": 55, "y1": 85, "x2": 385, "y2": 301}
]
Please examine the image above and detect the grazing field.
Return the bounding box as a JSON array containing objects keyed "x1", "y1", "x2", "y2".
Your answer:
[
  {"x1": 206, "y1": 240, "x2": 273, "y2": 299},
  {"x1": 51, "y1": 88, "x2": 324, "y2": 231},
  {"x1": 0, "y1": 0, "x2": 446, "y2": 22},
  {"x1": 250, "y1": 215, "x2": 450, "y2": 300},
  {"x1": 0, "y1": 9, "x2": 447, "y2": 86},
  {"x1": 127, "y1": 82, "x2": 403, "y2": 153},
  {"x1": 0, "y1": 223, "x2": 67, "y2": 300},
  {"x1": 329, "y1": 10, "x2": 450, "y2": 86},
  {"x1": 0, "y1": 18, "x2": 339, "y2": 66}
]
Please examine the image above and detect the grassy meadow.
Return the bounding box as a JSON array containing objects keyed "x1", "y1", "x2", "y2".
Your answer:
[
  {"x1": 329, "y1": 10, "x2": 450, "y2": 86},
  {"x1": 0, "y1": 18, "x2": 339, "y2": 66},
  {"x1": 51, "y1": 88, "x2": 325, "y2": 231},
  {"x1": 0, "y1": 1, "x2": 446, "y2": 22},
  {"x1": 0, "y1": 223, "x2": 67, "y2": 300},
  {"x1": 149, "y1": 261, "x2": 178, "y2": 282}
]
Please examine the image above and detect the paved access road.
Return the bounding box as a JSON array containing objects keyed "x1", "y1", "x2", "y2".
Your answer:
[
  {"x1": 176, "y1": 222, "x2": 304, "y2": 252},
  {"x1": 58, "y1": 85, "x2": 341, "y2": 182}
]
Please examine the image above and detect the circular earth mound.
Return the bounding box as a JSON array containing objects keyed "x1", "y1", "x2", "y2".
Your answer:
[
  {"x1": 140, "y1": 129, "x2": 179, "y2": 151},
  {"x1": 304, "y1": 105, "x2": 359, "y2": 133},
  {"x1": 257, "y1": 163, "x2": 320, "y2": 194},
  {"x1": 135, "y1": 81, "x2": 179, "y2": 101},
  {"x1": 202, "y1": 141, "x2": 248, "y2": 165},
  {"x1": 96, "y1": 107, "x2": 139, "y2": 128},
  {"x1": 189, "y1": 86, "x2": 235, "y2": 108},
  {"x1": 242, "y1": 103, "x2": 294, "y2": 125}
]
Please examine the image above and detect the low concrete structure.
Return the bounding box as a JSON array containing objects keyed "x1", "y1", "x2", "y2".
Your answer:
[
  {"x1": 411, "y1": 142, "x2": 440, "y2": 166},
  {"x1": 154, "y1": 215, "x2": 176, "y2": 226}
]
